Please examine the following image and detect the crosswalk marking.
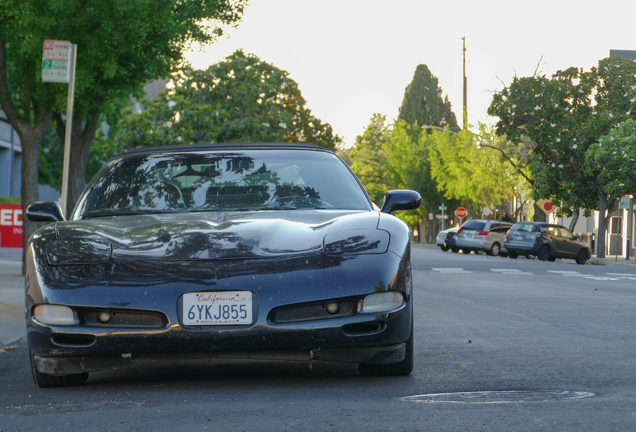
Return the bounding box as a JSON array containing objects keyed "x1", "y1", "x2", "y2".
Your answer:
[
  {"x1": 431, "y1": 268, "x2": 472, "y2": 273},
  {"x1": 547, "y1": 270, "x2": 587, "y2": 277},
  {"x1": 490, "y1": 269, "x2": 533, "y2": 275},
  {"x1": 429, "y1": 268, "x2": 636, "y2": 281}
]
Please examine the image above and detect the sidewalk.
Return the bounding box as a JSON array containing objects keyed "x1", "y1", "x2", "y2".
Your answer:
[
  {"x1": 0, "y1": 248, "x2": 24, "y2": 347},
  {"x1": 588, "y1": 254, "x2": 636, "y2": 267},
  {"x1": 1, "y1": 249, "x2": 635, "y2": 347}
]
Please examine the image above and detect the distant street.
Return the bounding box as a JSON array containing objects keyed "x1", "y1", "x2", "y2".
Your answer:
[{"x1": 1, "y1": 244, "x2": 635, "y2": 431}]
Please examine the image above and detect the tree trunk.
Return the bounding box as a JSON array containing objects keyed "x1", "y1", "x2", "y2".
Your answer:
[
  {"x1": 12, "y1": 115, "x2": 52, "y2": 274},
  {"x1": 55, "y1": 110, "x2": 102, "y2": 217},
  {"x1": 533, "y1": 204, "x2": 546, "y2": 222},
  {"x1": 596, "y1": 196, "x2": 617, "y2": 258},
  {"x1": 1, "y1": 38, "x2": 54, "y2": 273},
  {"x1": 419, "y1": 218, "x2": 426, "y2": 244},
  {"x1": 427, "y1": 216, "x2": 435, "y2": 244},
  {"x1": 568, "y1": 209, "x2": 580, "y2": 233},
  {"x1": 501, "y1": 199, "x2": 515, "y2": 222}
]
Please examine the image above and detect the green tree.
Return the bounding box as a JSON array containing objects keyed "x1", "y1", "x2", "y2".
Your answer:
[
  {"x1": 349, "y1": 114, "x2": 391, "y2": 206},
  {"x1": 112, "y1": 50, "x2": 341, "y2": 153},
  {"x1": 384, "y1": 120, "x2": 461, "y2": 242},
  {"x1": 398, "y1": 64, "x2": 459, "y2": 132},
  {"x1": 488, "y1": 56, "x2": 636, "y2": 257},
  {"x1": 428, "y1": 124, "x2": 531, "y2": 222},
  {"x1": 0, "y1": 0, "x2": 246, "y2": 255},
  {"x1": 39, "y1": 92, "x2": 139, "y2": 190},
  {"x1": 586, "y1": 119, "x2": 636, "y2": 196}
]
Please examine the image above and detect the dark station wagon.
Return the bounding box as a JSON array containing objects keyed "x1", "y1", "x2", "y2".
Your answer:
[{"x1": 504, "y1": 222, "x2": 591, "y2": 264}]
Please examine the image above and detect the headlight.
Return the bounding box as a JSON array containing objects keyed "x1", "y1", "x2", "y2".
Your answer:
[
  {"x1": 46, "y1": 239, "x2": 112, "y2": 266},
  {"x1": 361, "y1": 291, "x2": 404, "y2": 313},
  {"x1": 323, "y1": 229, "x2": 390, "y2": 255},
  {"x1": 33, "y1": 305, "x2": 76, "y2": 326}
]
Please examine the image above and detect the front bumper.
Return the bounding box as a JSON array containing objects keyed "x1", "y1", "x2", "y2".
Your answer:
[
  {"x1": 33, "y1": 343, "x2": 407, "y2": 376},
  {"x1": 26, "y1": 251, "x2": 413, "y2": 373}
]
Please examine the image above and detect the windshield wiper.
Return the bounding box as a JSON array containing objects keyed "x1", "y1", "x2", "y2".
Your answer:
[{"x1": 82, "y1": 207, "x2": 187, "y2": 218}]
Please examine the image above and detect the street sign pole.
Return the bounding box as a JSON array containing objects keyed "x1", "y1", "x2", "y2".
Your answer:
[
  {"x1": 438, "y1": 204, "x2": 447, "y2": 231},
  {"x1": 616, "y1": 212, "x2": 620, "y2": 262},
  {"x1": 60, "y1": 44, "x2": 77, "y2": 218}
]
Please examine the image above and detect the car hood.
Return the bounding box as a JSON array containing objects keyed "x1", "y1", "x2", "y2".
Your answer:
[{"x1": 54, "y1": 210, "x2": 384, "y2": 261}]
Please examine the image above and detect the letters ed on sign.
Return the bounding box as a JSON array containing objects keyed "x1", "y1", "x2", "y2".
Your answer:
[{"x1": 0, "y1": 204, "x2": 23, "y2": 248}]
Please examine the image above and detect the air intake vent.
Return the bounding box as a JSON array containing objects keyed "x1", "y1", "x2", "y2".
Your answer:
[{"x1": 342, "y1": 322, "x2": 384, "y2": 335}]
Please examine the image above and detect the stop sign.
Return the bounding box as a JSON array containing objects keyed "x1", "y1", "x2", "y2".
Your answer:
[
  {"x1": 543, "y1": 201, "x2": 553, "y2": 212},
  {"x1": 455, "y1": 207, "x2": 467, "y2": 218}
]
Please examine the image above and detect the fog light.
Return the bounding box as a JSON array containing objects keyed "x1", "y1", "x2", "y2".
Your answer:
[
  {"x1": 326, "y1": 302, "x2": 340, "y2": 314},
  {"x1": 33, "y1": 305, "x2": 75, "y2": 326},
  {"x1": 362, "y1": 291, "x2": 404, "y2": 314},
  {"x1": 97, "y1": 311, "x2": 112, "y2": 323}
]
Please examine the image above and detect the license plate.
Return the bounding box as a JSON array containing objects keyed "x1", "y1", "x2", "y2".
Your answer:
[
  {"x1": 183, "y1": 291, "x2": 253, "y2": 325},
  {"x1": 515, "y1": 236, "x2": 523, "y2": 241}
]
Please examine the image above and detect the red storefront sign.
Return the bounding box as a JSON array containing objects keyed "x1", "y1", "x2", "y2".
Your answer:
[{"x1": 0, "y1": 204, "x2": 23, "y2": 248}]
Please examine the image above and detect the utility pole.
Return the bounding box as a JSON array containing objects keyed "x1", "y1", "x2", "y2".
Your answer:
[{"x1": 462, "y1": 37, "x2": 468, "y2": 130}]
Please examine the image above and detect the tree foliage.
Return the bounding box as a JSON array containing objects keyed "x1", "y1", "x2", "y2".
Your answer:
[
  {"x1": 488, "y1": 56, "x2": 636, "y2": 256},
  {"x1": 398, "y1": 64, "x2": 458, "y2": 131},
  {"x1": 382, "y1": 120, "x2": 462, "y2": 240},
  {"x1": 349, "y1": 114, "x2": 391, "y2": 206},
  {"x1": 0, "y1": 0, "x2": 247, "y2": 250},
  {"x1": 112, "y1": 50, "x2": 341, "y2": 153},
  {"x1": 428, "y1": 124, "x2": 531, "y2": 221},
  {"x1": 586, "y1": 119, "x2": 636, "y2": 196}
]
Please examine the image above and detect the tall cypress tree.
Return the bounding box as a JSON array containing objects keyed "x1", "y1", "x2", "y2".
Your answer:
[{"x1": 398, "y1": 65, "x2": 459, "y2": 131}]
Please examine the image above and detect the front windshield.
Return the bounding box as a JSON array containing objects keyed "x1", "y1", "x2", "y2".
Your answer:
[{"x1": 77, "y1": 149, "x2": 371, "y2": 218}]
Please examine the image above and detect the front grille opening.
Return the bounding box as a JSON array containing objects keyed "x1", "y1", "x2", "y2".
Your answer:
[
  {"x1": 78, "y1": 309, "x2": 168, "y2": 328},
  {"x1": 52, "y1": 333, "x2": 96, "y2": 347},
  {"x1": 270, "y1": 299, "x2": 359, "y2": 324},
  {"x1": 342, "y1": 322, "x2": 384, "y2": 335}
]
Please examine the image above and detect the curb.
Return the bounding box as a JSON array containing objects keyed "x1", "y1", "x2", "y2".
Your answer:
[{"x1": 1, "y1": 333, "x2": 26, "y2": 348}]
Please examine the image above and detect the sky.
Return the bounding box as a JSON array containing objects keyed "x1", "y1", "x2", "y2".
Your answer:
[{"x1": 185, "y1": 0, "x2": 636, "y2": 147}]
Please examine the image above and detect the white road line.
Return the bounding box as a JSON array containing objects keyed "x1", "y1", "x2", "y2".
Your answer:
[
  {"x1": 605, "y1": 273, "x2": 636, "y2": 276},
  {"x1": 547, "y1": 270, "x2": 588, "y2": 277},
  {"x1": 490, "y1": 269, "x2": 533, "y2": 274},
  {"x1": 431, "y1": 268, "x2": 472, "y2": 273}
]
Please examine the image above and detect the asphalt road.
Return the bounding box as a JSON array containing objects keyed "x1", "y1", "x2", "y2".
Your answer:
[{"x1": 1, "y1": 244, "x2": 635, "y2": 431}]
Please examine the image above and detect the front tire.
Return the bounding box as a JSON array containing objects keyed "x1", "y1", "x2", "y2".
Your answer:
[
  {"x1": 538, "y1": 245, "x2": 550, "y2": 261},
  {"x1": 359, "y1": 323, "x2": 414, "y2": 376},
  {"x1": 441, "y1": 245, "x2": 449, "y2": 252},
  {"x1": 462, "y1": 249, "x2": 471, "y2": 254},
  {"x1": 30, "y1": 352, "x2": 89, "y2": 388},
  {"x1": 451, "y1": 248, "x2": 459, "y2": 253},
  {"x1": 576, "y1": 249, "x2": 588, "y2": 265}
]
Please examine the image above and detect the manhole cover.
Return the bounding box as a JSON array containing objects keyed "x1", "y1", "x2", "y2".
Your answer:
[{"x1": 399, "y1": 390, "x2": 595, "y2": 404}]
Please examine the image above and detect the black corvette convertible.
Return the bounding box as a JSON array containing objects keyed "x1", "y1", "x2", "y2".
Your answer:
[{"x1": 25, "y1": 143, "x2": 420, "y2": 387}]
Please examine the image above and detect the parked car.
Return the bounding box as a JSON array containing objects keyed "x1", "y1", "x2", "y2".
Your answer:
[
  {"x1": 436, "y1": 227, "x2": 459, "y2": 252},
  {"x1": 454, "y1": 219, "x2": 513, "y2": 256},
  {"x1": 24, "y1": 143, "x2": 421, "y2": 387},
  {"x1": 504, "y1": 222, "x2": 591, "y2": 264}
]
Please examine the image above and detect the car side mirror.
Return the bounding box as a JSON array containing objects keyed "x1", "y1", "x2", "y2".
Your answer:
[
  {"x1": 572, "y1": 235, "x2": 578, "y2": 240},
  {"x1": 26, "y1": 201, "x2": 65, "y2": 222},
  {"x1": 380, "y1": 190, "x2": 421, "y2": 214}
]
